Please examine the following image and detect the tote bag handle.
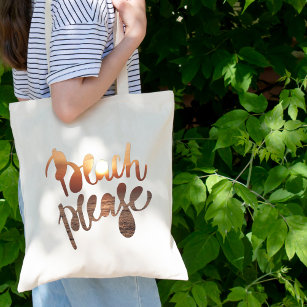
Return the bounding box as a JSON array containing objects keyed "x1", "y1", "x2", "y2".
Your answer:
[{"x1": 44, "y1": 0, "x2": 129, "y2": 95}]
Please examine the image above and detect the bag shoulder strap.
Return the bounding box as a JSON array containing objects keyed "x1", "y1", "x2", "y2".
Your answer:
[{"x1": 44, "y1": 0, "x2": 129, "y2": 95}]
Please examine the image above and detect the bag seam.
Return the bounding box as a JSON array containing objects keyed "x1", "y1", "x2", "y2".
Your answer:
[{"x1": 134, "y1": 277, "x2": 142, "y2": 307}]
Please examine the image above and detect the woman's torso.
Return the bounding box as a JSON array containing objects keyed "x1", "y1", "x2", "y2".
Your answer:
[{"x1": 12, "y1": 0, "x2": 141, "y2": 100}]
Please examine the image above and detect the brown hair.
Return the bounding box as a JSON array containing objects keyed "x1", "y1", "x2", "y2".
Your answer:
[{"x1": 0, "y1": 0, "x2": 32, "y2": 70}]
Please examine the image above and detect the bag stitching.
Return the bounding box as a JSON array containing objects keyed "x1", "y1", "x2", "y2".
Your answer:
[{"x1": 134, "y1": 277, "x2": 142, "y2": 307}]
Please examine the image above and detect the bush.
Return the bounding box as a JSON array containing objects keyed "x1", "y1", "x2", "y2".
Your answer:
[{"x1": 0, "y1": 0, "x2": 306, "y2": 305}]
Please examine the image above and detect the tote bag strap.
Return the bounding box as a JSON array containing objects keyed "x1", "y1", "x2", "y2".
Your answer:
[{"x1": 44, "y1": 0, "x2": 129, "y2": 95}]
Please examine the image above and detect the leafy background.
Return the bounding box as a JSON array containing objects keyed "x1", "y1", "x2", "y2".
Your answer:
[{"x1": 0, "y1": 0, "x2": 306, "y2": 306}]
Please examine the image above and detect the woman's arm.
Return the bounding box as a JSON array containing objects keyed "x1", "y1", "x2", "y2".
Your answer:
[
  {"x1": 51, "y1": 35, "x2": 143, "y2": 123},
  {"x1": 51, "y1": 0, "x2": 146, "y2": 123}
]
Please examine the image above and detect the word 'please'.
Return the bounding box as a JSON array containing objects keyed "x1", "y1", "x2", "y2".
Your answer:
[{"x1": 58, "y1": 183, "x2": 152, "y2": 250}]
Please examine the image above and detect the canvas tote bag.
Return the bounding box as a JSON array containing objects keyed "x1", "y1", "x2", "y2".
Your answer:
[{"x1": 9, "y1": 0, "x2": 188, "y2": 293}]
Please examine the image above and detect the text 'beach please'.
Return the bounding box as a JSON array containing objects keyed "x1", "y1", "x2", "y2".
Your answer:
[{"x1": 45, "y1": 142, "x2": 152, "y2": 250}]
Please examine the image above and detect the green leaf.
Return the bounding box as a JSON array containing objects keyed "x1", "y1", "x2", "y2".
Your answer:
[
  {"x1": 0, "y1": 141, "x2": 10, "y2": 171},
  {"x1": 212, "y1": 51, "x2": 236, "y2": 81},
  {"x1": 214, "y1": 110, "x2": 249, "y2": 128},
  {"x1": 276, "y1": 202, "x2": 304, "y2": 217},
  {"x1": 203, "y1": 281, "x2": 222, "y2": 306},
  {"x1": 266, "y1": 0, "x2": 283, "y2": 14},
  {"x1": 226, "y1": 0, "x2": 237, "y2": 6},
  {"x1": 223, "y1": 62, "x2": 238, "y2": 87},
  {"x1": 246, "y1": 292, "x2": 261, "y2": 307},
  {"x1": 202, "y1": 265, "x2": 221, "y2": 281},
  {"x1": 172, "y1": 214, "x2": 189, "y2": 230},
  {"x1": 176, "y1": 296, "x2": 197, "y2": 307},
  {"x1": 182, "y1": 57, "x2": 201, "y2": 84},
  {"x1": 174, "y1": 172, "x2": 197, "y2": 184},
  {"x1": 251, "y1": 167, "x2": 268, "y2": 194},
  {"x1": 280, "y1": 88, "x2": 306, "y2": 120},
  {"x1": 205, "y1": 180, "x2": 244, "y2": 238},
  {"x1": 269, "y1": 189, "x2": 294, "y2": 203},
  {"x1": 157, "y1": 280, "x2": 176, "y2": 304},
  {"x1": 188, "y1": 140, "x2": 202, "y2": 165},
  {"x1": 0, "y1": 201, "x2": 10, "y2": 232},
  {"x1": 281, "y1": 130, "x2": 303, "y2": 155},
  {"x1": 0, "y1": 165, "x2": 19, "y2": 217},
  {"x1": 217, "y1": 230, "x2": 244, "y2": 271},
  {"x1": 251, "y1": 205, "x2": 278, "y2": 249},
  {"x1": 288, "y1": 104, "x2": 298, "y2": 120},
  {"x1": 265, "y1": 131, "x2": 285, "y2": 158},
  {"x1": 0, "y1": 102, "x2": 9, "y2": 119},
  {"x1": 0, "y1": 64, "x2": 4, "y2": 82},
  {"x1": 239, "y1": 92, "x2": 268, "y2": 113},
  {"x1": 0, "y1": 241, "x2": 20, "y2": 269},
  {"x1": 242, "y1": 0, "x2": 256, "y2": 13},
  {"x1": 13, "y1": 153, "x2": 19, "y2": 169},
  {"x1": 226, "y1": 287, "x2": 246, "y2": 301},
  {"x1": 169, "y1": 291, "x2": 188, "y2": 302},
  {"x1": 182, "y1": 232, "x2": 220, "y2": 273},
  {"x1": 239, "y1": 47, "x2": 270, "y2": 67},
  {"x1": 284, "y1": 120, "x2": 302, "y2": 130},
  {"x1": 0, "y1": 291, "x2": 12, "y2": 307},
  {"x1": 284, "y1": 0, "x2": 306, "y2": 13},
  {"x1": 290, "y1": 162, "x2": 307, "y2": 178},
  {"x1": 206, "y1": 175, "x2": 223, "y2": 193},
  {"x1": 0, "y1": 85, "x2": 16, "y2": 104},
  {"x1": 171, "y1": 280, "x2": 193, "y2": 293},
  {"x1": 217, "y1": 147, "x2": 232, "y2": 169},
  {"x1": 264, "y1": 103, "x2": 285, "y2": 130},
  {"x1": 285, "y1": 216, "x2": 307, "y2": 266},
  {"x1": 190, "y1": 177, "x2": 207, "y2": 215},
  {"x1": 170, "y1": 292, "x2": 197, "y2": 307},
  {"x1": 201, "y1": 0, "x2": 216, "y2": 10},
  {"x1": 246, "y1": 116, "x2": 266, "y2": 143},
  {"x1": 0, "y1": 283, "x2": 10, "y2": 293},
  {"x1": 253, "y1": 248, "x2": 274, "y2": 273},
  {"x1": 235, "y1": 63, "x2": 256, "y2": 92},
  {"x1": 191, "y1": 284, "x2": 208, "y2": 307},
  {"x1": 193, "y1": 166, "x2": 216, "y2": 174},
  {"x1": 173, "y1": 184, "x2": 190, "y2": 212},
  {"x1": 299, "y1": 41, "x2": 307, "y2": 53},
  {"x1": 264, "y1": 165, "x2": 289, "y2": 195},
  {"x1": 214, "y1": 128, "x2": 241, "y2": 150},
  {"x1": 285, "y1": 175, "x2": 304, "y2": 193},
  {"x1": 266, "y1": 219, "x2": 288, "y2": 258},
  {"x1": 1, "y1": 228, "x2": 21, "y2": 242},
  {"x1": 201, "y1": 56, "x2": 213, "y2": 79},
  {"x1": 234, "y1": 183, "x2": 258, "y2": 208},
  {"x1": 207, "y1": 179, "x2": 233, "y2": 205}
]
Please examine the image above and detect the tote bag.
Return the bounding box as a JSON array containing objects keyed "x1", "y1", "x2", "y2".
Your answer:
[{"x1": 9, "y1": 0, "x2": 188, "y2": 293}]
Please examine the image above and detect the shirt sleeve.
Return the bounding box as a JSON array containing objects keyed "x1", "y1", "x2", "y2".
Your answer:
[
  {"x1": 12, "y1": 68, "x2": 29, "y2": 99},
  {"x1": 46, "y1": 0, "x2": 112, "y2": 86}
]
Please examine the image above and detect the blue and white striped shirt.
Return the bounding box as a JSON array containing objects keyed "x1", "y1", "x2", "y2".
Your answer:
[{"x1": 12, "y1": 0, "x2": 141, "y2": 100}]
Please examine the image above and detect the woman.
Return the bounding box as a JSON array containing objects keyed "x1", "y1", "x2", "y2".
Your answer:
[{"x1": 0, "y1": 0, "x2": 162, "y2": 306}]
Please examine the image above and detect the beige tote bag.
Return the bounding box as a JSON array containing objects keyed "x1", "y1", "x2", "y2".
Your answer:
[{"x1": 9, "y1": 0, "x2": 188, "y2": 293}]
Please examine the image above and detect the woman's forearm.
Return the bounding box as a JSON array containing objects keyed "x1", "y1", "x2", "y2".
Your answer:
[{"x1": 50, "y1": 34, "x2": 143, "y2": 123}]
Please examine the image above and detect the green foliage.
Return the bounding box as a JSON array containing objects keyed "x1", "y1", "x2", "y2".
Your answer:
[
  {"x1": 0, "y1": 0, "x2": 306, "y2": 305},
  {"x1": 0, "y1": 65, "x2": 30, "y2": 305},
  {"x1": 142, "y1": 0, "x2": 307, "y2": 306}
]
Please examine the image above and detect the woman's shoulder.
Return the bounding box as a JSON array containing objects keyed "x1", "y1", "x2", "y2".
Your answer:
[{"x1": 50, "y1": 0, "x2": 114, "y2": 30}]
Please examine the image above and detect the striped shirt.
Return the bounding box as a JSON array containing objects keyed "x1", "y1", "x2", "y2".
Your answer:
[{"x1": 12, "y1": 0, "x2": 141, "y2": 100}]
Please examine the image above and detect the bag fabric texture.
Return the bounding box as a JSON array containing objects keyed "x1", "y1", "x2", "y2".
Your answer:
[{"x1": 9, "y1": 0, "x2": 188, "y2": 293}]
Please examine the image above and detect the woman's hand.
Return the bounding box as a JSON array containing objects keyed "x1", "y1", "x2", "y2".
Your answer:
[
  {"x1": 51, "y1": 0, "x2": 147, "y2": 123},
  {"x1": 112, "y1": 0, "x2": 147, "y2": 43}
]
